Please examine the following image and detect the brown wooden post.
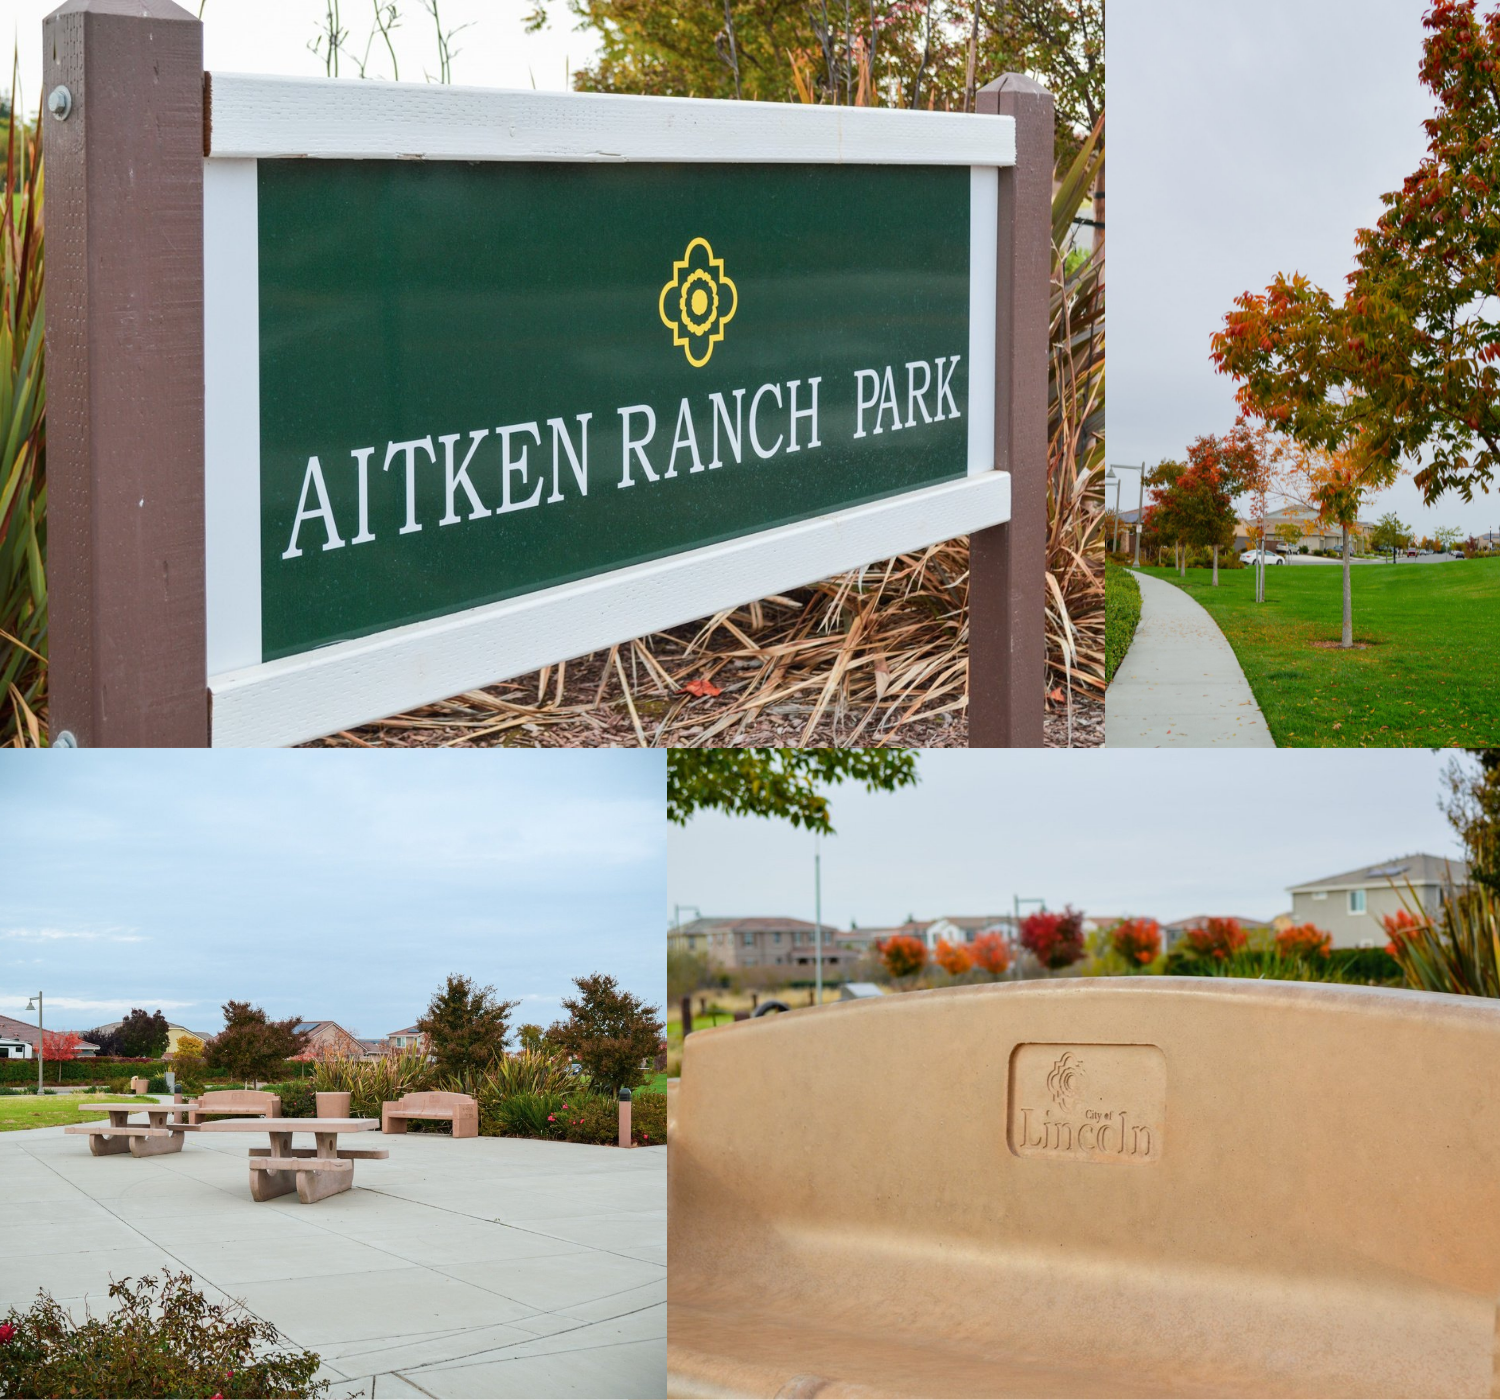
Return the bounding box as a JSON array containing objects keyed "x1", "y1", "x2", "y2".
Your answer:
[
  {"x1": 43, "y1": 0, "x2": 208, "y2": 747},
  {"x1": 970, "y1": 74, "x2": 1053, "y2": 748}
]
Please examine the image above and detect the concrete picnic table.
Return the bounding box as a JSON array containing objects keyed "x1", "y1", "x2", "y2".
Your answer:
[
  {"x1": 195, "y1": 1117, "x2": 388, "y2": 1204},
  {"x1": 64, "y1": 1101, "x2": 197, "y2": 1158}
]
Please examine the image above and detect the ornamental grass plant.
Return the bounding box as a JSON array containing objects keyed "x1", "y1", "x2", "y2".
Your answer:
[
  {"x1": 0, "y1": 82, "x2": 46, "y2": 748},
  {"x1": 1385, "y1": 884, "x2": 1500, "y2": 998}
]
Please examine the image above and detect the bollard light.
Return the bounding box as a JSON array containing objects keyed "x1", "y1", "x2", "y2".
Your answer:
[{"x1": 618, "y1": 1086, "x2": 632, "y2": 1149}]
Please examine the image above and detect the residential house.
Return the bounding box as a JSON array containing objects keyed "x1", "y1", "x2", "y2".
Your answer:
[
  {"x1": 1, "y1": 1035, "x2": 32, "y2": 1060},
  {"x1": 1287, "y1": 853, "x2": 1469, "y2": 949},
  {"x1": 1234, "y1": 505, "x2": 1372, "y2": 554},
  {"x1": 89, "y1": 1019, "x2": 210, "y2": 1055},
  {"x1": 291, "y1": 1020, "x2": 372, "y2": 1060},
  {"x1": 0, "y1": 1013, "x2": 99, "y2": 1057},
  {"x1": 386, "y1": 1025, "x2": 427, "y2": 1052},
  {"x1": 667, "y1": 917, "x2": 850, "y2": 972},
  {"x1": 923, "y1": 916, "x2": 1015, "y2": 951},
  {"x1": 835, "y1": 921, "x2": 929, "y2": 957}
]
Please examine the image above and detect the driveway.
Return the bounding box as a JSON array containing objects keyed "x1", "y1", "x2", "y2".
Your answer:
[{"x1": 1, "y1": 1123, "x2": 666, "y2": 1398}]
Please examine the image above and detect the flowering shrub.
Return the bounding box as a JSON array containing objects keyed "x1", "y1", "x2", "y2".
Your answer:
[
  {"x1": 1183, "y1": 918, "x2": 1247, "y2": 961},
  {"x1": 876, "y1": 933, "x2": 928, "y2": 980},
  {"x1": 554, "y1": 1091, "x2": 667, "y2": 1146},
  {"x1": 1381, "y1": 908, "x2": 1425, "y2": 956},
  {"x1": 933, "y1": 939, "x2": 972, "y2": 975},
  {"x1": 969, "y1": 931, "x2": 1012, "y2": 976},
  {"x1": 1109, "y1": 918, "x2": 1161, "y2": 967},
  {"x1": 1019, "y1": 908, "x2": 1086, "y2": 970},
  {"x1": 1275, "y1": 923, "x2": 1332, "y2": 959},
  {"x1": 0, "y1": 1272, "x2": 325, "y2": 1398}
]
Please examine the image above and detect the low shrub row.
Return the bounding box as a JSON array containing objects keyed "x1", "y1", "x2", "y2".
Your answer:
[{"x1": 1164, "y1": 945, "x2": 1402, "y2": 984}]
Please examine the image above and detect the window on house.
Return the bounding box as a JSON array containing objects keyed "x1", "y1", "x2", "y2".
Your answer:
[
  {"x1": 1348, "y1": 889, "x2": 1366, "y2": 915},
  {"x1": 774, "y1": 931, "x2": 781, "y2": 943},
  {"x1": 743, "y1": 932, "x2": 754, "y2": 947}
]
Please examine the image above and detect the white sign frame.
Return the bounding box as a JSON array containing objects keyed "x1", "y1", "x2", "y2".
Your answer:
[{"x1": 202, "y1": 74, "x2": 1015, "y2": 747}]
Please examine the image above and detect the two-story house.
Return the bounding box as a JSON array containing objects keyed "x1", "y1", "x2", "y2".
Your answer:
[{"x1": 1287, "y1": 853, "x2": 1469, "y2": 949}]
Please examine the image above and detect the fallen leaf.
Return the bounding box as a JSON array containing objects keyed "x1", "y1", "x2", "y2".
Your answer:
[{"x1": 682, "y1": 678, "x2": 722, "y2": 699}]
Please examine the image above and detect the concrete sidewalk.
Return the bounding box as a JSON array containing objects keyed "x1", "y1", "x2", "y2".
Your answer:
[
  {"x1": 0, "y1": 1122, "x2": 665, "y2": 1398},
  {"x1": 1106, "y1": 571, "x2": 1274, "y2": 748}
]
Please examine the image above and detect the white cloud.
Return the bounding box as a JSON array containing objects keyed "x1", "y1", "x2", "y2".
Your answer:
[
  {"x1": 0, "y1": 927, "x2": 145, "y2": 944},
  {"x1": 0, "y1": 996, "x2": 196, "y2": 1014}
]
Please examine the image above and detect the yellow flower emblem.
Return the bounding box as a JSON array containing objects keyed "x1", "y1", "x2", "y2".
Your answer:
[{"x1": 659, "y1": 237, "x2": 738, "y2": 368}]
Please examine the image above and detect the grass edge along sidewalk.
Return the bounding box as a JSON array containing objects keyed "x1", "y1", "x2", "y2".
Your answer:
[
  {"x1": 1105, "y1": 562, "x2": 1142, "y2": 684},
  {"x1": 1136, "y1": 557, "x2": 1500, "y2": 746}
]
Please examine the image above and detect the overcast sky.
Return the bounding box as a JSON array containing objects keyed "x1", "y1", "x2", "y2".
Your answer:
[
  {"x1": 4, "y1": 0, "x2": 600, "y2": 113},
  {"x1": 1113, "y1": 0, "x2": 1500, "y2": 539},
  {"x1": 0, "y1": 751, "x2": 663, "y2": 1039},
  {"x1": 667, "y1": 749, "x2": 1465, "y2": 929}
]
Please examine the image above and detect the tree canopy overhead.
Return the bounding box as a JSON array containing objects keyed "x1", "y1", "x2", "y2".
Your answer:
[
  {"x1": 667, "y1": 748, "x2": 918, "y2": 833},
  {"x1": 1213, "y1": 0, "x2": 1500, "y2": 504},
  {"x1": 526, "y1": 0, "x2": 1102, "y2": 161}
]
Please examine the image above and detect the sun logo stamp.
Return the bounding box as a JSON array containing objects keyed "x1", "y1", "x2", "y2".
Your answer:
[
  {"x1": 659, "y1": 237, "x2": 738, "y2": 368},
  {"x1": 1008, "y1": 1043, "x2": 1165, "y2": 1164}
]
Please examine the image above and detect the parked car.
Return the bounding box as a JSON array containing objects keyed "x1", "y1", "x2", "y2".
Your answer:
[
  {"x1": 1405, "y1": 547, "x2": 1420, "y2": 558},
  {"x1": 1239, "y1": 549, "x2": 1286, "y2": 566}
]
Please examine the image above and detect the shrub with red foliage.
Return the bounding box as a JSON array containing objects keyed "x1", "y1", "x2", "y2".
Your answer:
[
  {"x1": 1109, "y1": 918, "x2": 1161, "y2": 967},
  {"x1": 876, "y1": 933, "x2": 929, "y2": 980},
  {"x1": 933, "y1": 939, "x2": 973, "y2": 975},
  {"x1": 1381, "y1": 908, "x2": 1425, "y2": 956},
  {"x1": 969, "y1": 931, "x2": 1012, "y2": 976},
  {"x1": 1183, "y1": 918, "x2": 1247, "y2": 961},
  {"x1": 1275, "y1": 923, "x2": 1332, "y2": 959},
  {"x1": 1019, "y1": 907, "x2": 1086, "y2": 970}
]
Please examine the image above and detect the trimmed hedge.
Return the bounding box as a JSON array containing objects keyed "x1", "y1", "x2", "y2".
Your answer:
[{"x1": 0, "y1": 1058, "x2": 168, "y2": 1085}]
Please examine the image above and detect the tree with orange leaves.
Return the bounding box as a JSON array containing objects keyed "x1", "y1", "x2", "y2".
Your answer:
[
  {"x1": 969, "y1": 931, "x2": 1012, "y2": 976},
  {"x1": 1212, "y1": 2, "x2": 1500, "y2": 513},
  {"x1": 934, "y1": 939, "x2": 973, "y2": 976}
]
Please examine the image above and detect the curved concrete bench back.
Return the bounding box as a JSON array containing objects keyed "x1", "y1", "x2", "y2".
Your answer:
[
  {"x1": 668, "y1": 979, "x2": 1500, "y2": 1399},
  {"x1": 382, "y1": 1091, "x2": 478, "y2": 1138},
  {"x1": 187, "y1": 1090, "x2": 281, "y2": 1123}
]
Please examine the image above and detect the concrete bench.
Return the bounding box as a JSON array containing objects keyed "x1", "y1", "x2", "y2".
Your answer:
[
  {"x1": 382, "y1": 1091, "x2": 477, "y2": 1138},
  {"x1": 65, "y1": 1103, "x2": 196, "y2": 1158},
  {"x1": 186, "y1": 1090, "x2": 281, "y2": 1124},
  {"x1": 668, "y1": 978, "x2": 1500, "y2": 1399}
]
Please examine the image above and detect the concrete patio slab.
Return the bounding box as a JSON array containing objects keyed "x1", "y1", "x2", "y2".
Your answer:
[
  {"x1": 0, "y1": 1122, "x2": 665, "y2": 1399},
  {"x1": 1106, "y1": 570, "x2": 1275, "y2": 747}
]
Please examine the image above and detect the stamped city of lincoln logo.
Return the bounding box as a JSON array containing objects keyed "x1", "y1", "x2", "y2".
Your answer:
[
  {"x1": 1008, "y1": 1042, "x2": 1166, "y2": 1165},
  {"x1": 658, "y1": 237, "x2": 738, "y2": 368}
]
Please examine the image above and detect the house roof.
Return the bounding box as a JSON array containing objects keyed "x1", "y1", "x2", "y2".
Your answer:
[
  {"x1": 1289, "y1": 853, "x2": 1469, "y2": 894},
  {"x1": 931, "y1": 915, "x2": 1012, "y2": 932},
  {"x1": 0, "y1": 1014, "x2": 98, "y2": 1051},
  {"x1": 388, "y1": 1025, "x2": 422, "y2": 1037},
  {"x1": 1161, "y1": 914, "x2": 1272, "y2": 932},
  {"x1": 672, "y1": 916, "x2": 824, "y2": 934}
]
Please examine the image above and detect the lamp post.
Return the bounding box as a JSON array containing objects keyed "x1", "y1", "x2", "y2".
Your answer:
[
  {"x1": 814, "y1": 830, "x2": 823, "y2": 1007},
  {"x1": 26, "y1": 991, "x2": 42, "y2": 1094},
  {"x1": 1135, "y1": 463, "x2": 1145, "y2": 567}
]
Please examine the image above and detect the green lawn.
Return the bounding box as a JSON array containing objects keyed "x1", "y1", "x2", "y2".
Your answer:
[
  {"x1": 0, "y1": 1095, "x2": 157, "y2": 1132},
  {"x1": 1140, "y1": 556, "x2": 1500, "y2": 746},
  {"x1": 641, "y1": 1072, "x2": 669, "y2": 1095}
]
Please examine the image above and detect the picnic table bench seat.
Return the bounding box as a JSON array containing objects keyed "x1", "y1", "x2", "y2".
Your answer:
[
  {"x1": 669, "y1": 978, "x2": 1500, "y2": 1399},
  {"x1": 382, "y1": 1091, "x2": 478, "y2": 1138}
]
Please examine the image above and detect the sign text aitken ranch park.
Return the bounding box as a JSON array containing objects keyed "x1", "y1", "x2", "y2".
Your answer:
[
  {"x1": 42, "y1": 9, "x2": 1045, "y2": 746},
  {"x1": 264, "y1": 161, "x2": 970, "y2": 659}
]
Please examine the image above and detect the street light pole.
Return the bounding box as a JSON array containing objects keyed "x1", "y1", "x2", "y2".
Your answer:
[
  {"x1": 26, "y1": 991, "x2": 42, "y2": 1094},
  {"x1": 1135, "y1": 463, "x2": 1144, "y2": 567},
  {"x1": 814, "y1": 831, "x2": 823, "y2": 1007}
]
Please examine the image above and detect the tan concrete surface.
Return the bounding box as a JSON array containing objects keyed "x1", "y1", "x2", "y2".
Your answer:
[{"x1": 668, "y1": 979, "x2": 1500, "y2": 1398}]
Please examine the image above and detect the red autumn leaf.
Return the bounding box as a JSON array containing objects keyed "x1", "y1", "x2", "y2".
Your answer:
[{"x1": 681, "y1": 678, "x2": 722, "y2": 698}]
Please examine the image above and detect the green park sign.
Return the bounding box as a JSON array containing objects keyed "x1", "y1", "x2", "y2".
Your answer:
[{"x1": 42, "y1": 2, "x2": 1052, "y2": 746}]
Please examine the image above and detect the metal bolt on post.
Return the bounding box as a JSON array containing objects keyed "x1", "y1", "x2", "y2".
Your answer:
[{"x1": 618, "y1": 1086, "x2": 632, "y2": 1149}]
